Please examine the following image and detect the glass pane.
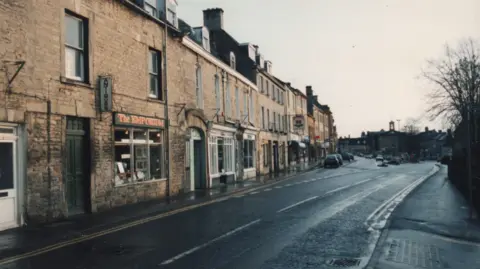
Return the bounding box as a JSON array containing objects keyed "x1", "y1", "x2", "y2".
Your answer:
[
  {"x1": 144, "y1": 5, "x2": 156, "y2": 16},
  {"x1": 217, "y1": 139, "x2": 224, "y2": 172},
  {"x1": 134, "y1": 144, "x2": 148, "y2": 182},
  {"x1": 133, "y1": 130, "x2": 147, "y2": 143},
  {"x1": 150, "y1": 51, "x2": 158, "y2": 73},
  {"x1": 150, "y1": 145, "x2": 162, "y2": 179},
  {"x1": 150, "y1": 74, "x2": 158, "y2": 96},
  {"x1": 75, "y1": 50, "x2": 84, "y2": 78},
  {"x1": 0, "y1": 143, "x2": 13, "y2": 190},
  {"x1": 115, "y1": 142, "x2": 132, "y2": 185},
  {"x1": 145, "y1": 0, "x2": 156, "y2": 8},
  {"x1": 65, "y1": 15, "x2": 83, "y2": 48},
  {"x1": 115, "y1": 128, "x2": 130, "y2": 143},
  {"x1": 149, "y1": 130, "x2": 162, "y2": 144},
  {"x1": 65, "y1": 47, "x2": 76, "y2": 78}
]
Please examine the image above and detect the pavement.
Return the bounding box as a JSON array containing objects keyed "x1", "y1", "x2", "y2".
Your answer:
[
  {"x1": 367, "y1": 164, "x2": 480, "y2": 269},
  {"x1": 0, "y1": 158, "x2": 477, "y2": 269}
]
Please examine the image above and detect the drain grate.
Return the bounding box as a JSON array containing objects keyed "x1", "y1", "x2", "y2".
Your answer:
[{"x1": 326, "y1": 258, "x2": 361, "y2": 267}]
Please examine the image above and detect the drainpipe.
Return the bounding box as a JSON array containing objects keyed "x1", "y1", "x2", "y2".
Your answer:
[
  {"x1": 46, "y1": 100, "x2": 52, "y2": 220},
  {"x1": 162, "y1": 0, "x2": 170, "y2": 198}
]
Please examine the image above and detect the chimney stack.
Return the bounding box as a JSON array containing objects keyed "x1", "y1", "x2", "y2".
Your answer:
[
  {"x1": 425, "y1": 127, "x2": 429, "y2": 132},
  {"x1": 203, "y1": 8, "x2": 224, "y2": 31},
  {"x1": 306, "y1": 86, "x2": 313, "y2": 96}
]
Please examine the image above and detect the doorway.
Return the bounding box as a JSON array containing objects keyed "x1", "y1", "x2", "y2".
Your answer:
[
  {"x1": 65, "y1": 117, "x2": 90, "y2": 215},
  {"x1": 273, "y1": 142, "x2": 279, "y2": 173},
  {"x1": 187, "y1": 128, "x2": 205, "y2": 191},
  {"x1": 0, "y1": 139, "x2": 18, "y2": 230}
]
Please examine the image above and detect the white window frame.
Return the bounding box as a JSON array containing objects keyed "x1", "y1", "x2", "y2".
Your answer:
[
  {"x1": 243, "y1": 139, "x2": 256, "y2": 169},
  {"x1": 144, "y1": 0, "x2": 157, "y2": 16},
  {"x1": 64, "y1": 13, "x2": 86, "y2": 81},
  {"x1": 114, "y1": 128, "x2": 165, "y2": 186},
  {"x1": 243, "y1": 91, "x2": 248, "y2": 120},
  {"x1": 196, "y1": 65, "x2": 203, "y2": 109},
  {"x1": 230, "y1": 52, "x2": 236, "y2": 69},
  {"x1": 249, "y1": 91, "x2": 254, "y2": 122},
  {"x1": 235, "y1": 87, "x2": 240, "y2": 118},
  {"x1": 215, "y1": 74, "x2": 221, "y2": 113},
  {"x1": 209, "y1": 135, "x2": 235, "y2": 177},
  {"x1": 225, "y1": 78, "x2": 231, "y2": 118}
]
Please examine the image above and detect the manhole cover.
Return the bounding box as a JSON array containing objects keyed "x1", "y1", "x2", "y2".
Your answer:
[{"x1": 326, "y1": 258, "x2": 361, "y2": 267}]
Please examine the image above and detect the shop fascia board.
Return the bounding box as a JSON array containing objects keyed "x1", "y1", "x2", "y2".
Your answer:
[{"x1": 182, "y1": 37, "x2": 258, "y2": 91}]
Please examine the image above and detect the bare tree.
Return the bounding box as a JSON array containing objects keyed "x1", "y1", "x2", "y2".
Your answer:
[
  {"x1": 402, "y1": 117, "x2": 421, "y2": 134},
  {"x1": 422, "y1": 38, "x2": 480, "y2": 129}
]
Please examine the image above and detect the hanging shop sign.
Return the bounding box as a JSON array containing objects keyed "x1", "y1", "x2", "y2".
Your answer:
[
  {"x1": 99, "y1": 76, "x2": 112, "y2": 112},
  {"x1": 293, "y1": 115, "x2": 305, "y2": 129},
  {"x1": 114, "y1": 112, "x2": 165, "y2": 128}
]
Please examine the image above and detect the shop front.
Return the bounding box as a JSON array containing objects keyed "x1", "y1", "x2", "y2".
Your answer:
[
  {"x1": 113, "y1": 113, "x2": 166, "y2": 186},
  {"x1": 288, "y1": 136, "x2": 307, "y2": 164},
  {"x1": 0, "y1": 123, "x2": 26, "y2": 231},
  {"x1": 209, "y1": 124, "x2": 236, "y2": 186}
]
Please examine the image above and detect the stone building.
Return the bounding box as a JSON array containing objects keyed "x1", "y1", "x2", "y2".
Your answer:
[
  {"x1": 200, "y1": 8, "x2": 287, "y2": 175},
  {"x1": 0, "y1": 0, "x2": 259, "y2": 229}
]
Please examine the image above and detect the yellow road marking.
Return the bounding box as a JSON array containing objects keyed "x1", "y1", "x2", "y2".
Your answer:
[{"x1": 0, "y1": 169, "x2": 320, "y2": 265}]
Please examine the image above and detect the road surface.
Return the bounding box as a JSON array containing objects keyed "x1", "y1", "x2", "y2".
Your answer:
[{"x1": 1, "y1": 158, "x2": 438, "y2": 269}]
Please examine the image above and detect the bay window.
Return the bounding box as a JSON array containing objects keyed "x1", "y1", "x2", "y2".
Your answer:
[{"x1": 114, "y1": 128, "x2": 164, "y2": 185}]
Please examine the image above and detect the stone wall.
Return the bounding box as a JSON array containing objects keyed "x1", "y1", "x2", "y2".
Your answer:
[{"x1": 1, "y1": 0, "x2": 259, "y2": 223}]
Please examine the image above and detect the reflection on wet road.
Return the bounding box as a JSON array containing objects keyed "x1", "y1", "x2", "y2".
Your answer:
[{"x1": 0, "y1": 158, "x2": 437, "y2": 269}]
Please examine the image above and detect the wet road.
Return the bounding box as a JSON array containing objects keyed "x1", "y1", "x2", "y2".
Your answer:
[{"x1": 1, "y1": 158, "x2": 437, "y2": 269}]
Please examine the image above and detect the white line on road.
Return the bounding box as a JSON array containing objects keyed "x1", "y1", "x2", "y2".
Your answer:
[
  {"x1": 264, "y1": 188, "x2": 272, "y2": 192},
  {"x1": 285, "y1": 183, "x2": 292, "y2": 187},
  {"x1": 277, "y1": 196, "x2": 319, "y2": 213},
  {"x1": 325, "y1": 177, "x2": 375, "y2": 195},
  {"x1": 274, "y1": 186, "x2": 283, "y2": 189},
  {"x1": 249, "y1": 191, "x2": 259, "y2": 195},
  {"x1": 160, "y1": 219, "x2": 262, "y2": 265}
]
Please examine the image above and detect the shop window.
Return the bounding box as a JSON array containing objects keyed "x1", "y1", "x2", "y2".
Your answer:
[
  {"x1": 209, "y1": 136, "x2": 234, "y2": 175},
  {"x1": 243, "y1": 140, "x2": 255, "y2": 169},
  {"x1": 114, "y1": 128, "x2": 164, "y2": 185}
]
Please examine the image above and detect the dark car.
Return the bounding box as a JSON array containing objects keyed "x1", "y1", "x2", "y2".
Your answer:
[
  {"x1": 341, "y1": 152, "x2": 351, "y2": 162},
  {"x1": 388, "y1": 157, "x2": 400, "y2": 165},
  {"x1": 348, "y1": 153, "x2": 354, "y2": 160},
  {"x1": 335, "y1": 153, "x2": 344, "y2": 165},
  {"x1": 324, "y1": 154, "x2": 340, "y2": 168}
]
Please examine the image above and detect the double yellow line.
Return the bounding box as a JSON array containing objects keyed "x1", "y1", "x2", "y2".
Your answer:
[{"x1": 0, "y1": 168, "x2": 321, "y2": 265}]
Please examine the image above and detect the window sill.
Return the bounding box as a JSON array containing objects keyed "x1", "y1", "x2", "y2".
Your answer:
[
  {"x1": 148, "y1": 98, "x2": 165, "y2": 104},
  {"x1": 243, "y1": 167, "x2": 255, "y2": 172},
  {"x1": 60, "y1": 76, "x2": 93, "y2": 89},
  {"x1": 115, "y1": 178, "x2": 167, "y2": 187}
]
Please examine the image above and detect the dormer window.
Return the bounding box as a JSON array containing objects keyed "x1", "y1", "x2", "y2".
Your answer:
[
  {"x1": 229, "y1": 52, "x2": 236, "y2": 69},
  {"x1": 203, "y1": 36, "x2": 210, "y2": 51}
]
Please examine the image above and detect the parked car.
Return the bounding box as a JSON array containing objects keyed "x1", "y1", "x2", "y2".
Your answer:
[
  {"x1": 348, "y1": 153, "x2": 354, "y2": 160},
  {"x1": 335, "y1": 153, "x2": 344, "y2": 165},
  {"x1": 324, "y1": 154, "x2": 340, "y2": 168},
  {"x1": 341, "y1": 152, "x2": 351, "y2": 162},
  {"x1": 376, "y1": 156, "x2": 384, "y2": 162},
  {"x1": 388, "y1": 157, "x2": 401, "y2": 165}
]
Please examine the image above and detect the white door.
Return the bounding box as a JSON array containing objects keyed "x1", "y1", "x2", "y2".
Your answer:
[{"x1": 0, "y1": 140, "x2": 18, "y2": 230}]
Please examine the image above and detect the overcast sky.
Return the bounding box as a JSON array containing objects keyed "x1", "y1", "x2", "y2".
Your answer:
[{"x1": 178, "y1": 0, "x2": 480, "y2": 137}]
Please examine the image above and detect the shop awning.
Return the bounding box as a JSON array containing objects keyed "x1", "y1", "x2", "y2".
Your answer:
[{"x1": 289, "y1": 141, "x2": 307, "y2": 148}]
